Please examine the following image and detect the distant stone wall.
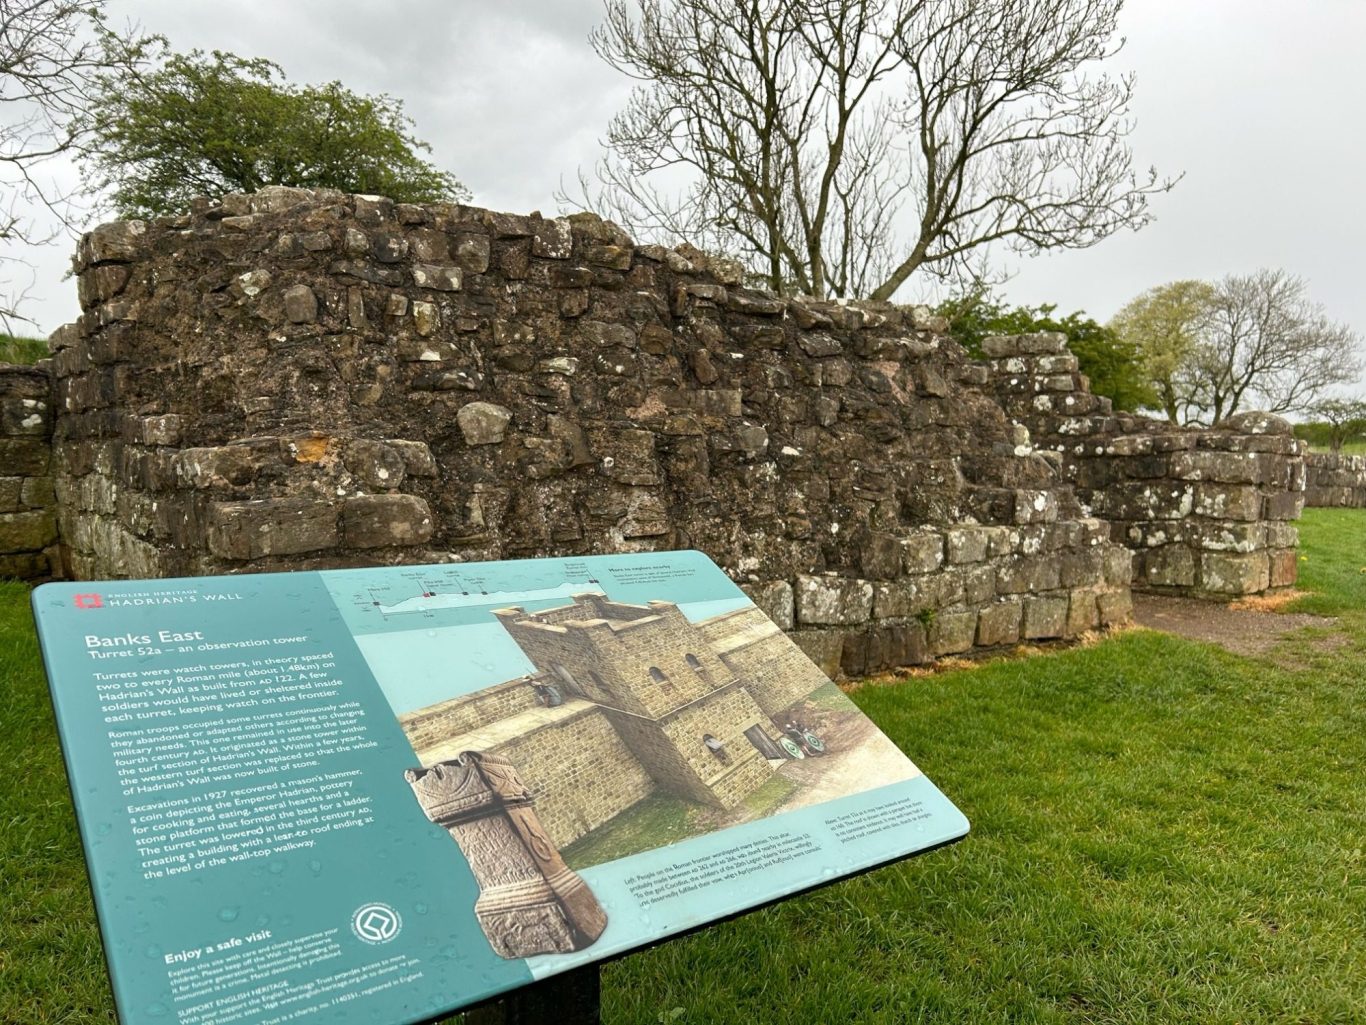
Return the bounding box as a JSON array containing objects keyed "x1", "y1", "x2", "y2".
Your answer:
[
  {"x1": 0, "y1": 363, "x2": 59, "y2": 580},
  {"x1": 981, "y1": 334, "x2": 1305, "y2": 597},
  {"x1": 45, "y1": 187, "x2": 1132, "y2": 677},
  {"x1": 1304, "y1": 451, "x2": 1366, "y2": 508}
]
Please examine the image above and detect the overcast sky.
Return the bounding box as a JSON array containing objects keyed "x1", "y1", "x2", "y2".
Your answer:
[{"x1": 10, "y1": 0, "x2": 1366, "y2": 393}]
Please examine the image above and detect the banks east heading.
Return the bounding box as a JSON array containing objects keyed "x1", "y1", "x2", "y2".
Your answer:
[{"x1": 85, "y1": 630, "x2": 206, "y2": 649}]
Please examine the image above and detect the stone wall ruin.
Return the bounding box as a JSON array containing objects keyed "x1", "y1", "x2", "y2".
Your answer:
[
  {"x1": 0, "y1": 187, "x2": 1311, "y2": 677},
  {"x1": 1304, "y1": 451, "x2": 1366, "y2": 508},
  {"x1": 0, "y1": 363, "x2": 58, "y2": 579},
  {"x1": 979, "y1": 334, "x2": 1306, "y2": 598}
]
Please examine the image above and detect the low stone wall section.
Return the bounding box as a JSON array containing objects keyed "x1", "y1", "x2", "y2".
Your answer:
[
  {"x1": 0, "y1": 363, "x2": 59, "y2": 580},
  {"x1": 1304, "y1": 451, "x2": 1366, "y2": 508},
  {"x1": 46, "y1": 188, "x2": 1132, "y2": 677},
  {"x1": 979, "y1": 334, "x2": 1305, "y2": 597}
]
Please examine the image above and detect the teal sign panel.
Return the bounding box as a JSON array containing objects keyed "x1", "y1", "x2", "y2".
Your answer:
[{"x1": 32, "y1": 551, "x2": 968, "y2": 1024}]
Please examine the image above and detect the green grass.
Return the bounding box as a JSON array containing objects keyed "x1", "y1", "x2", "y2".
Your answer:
[
  {"x1": 563, "y1": 794, "x2": 703, "y2": 871},
  {"x1": 1305, "y1": 441, "x2": 1366, "y2": 456},
  {"x1": 4, "y1": 510, "x2": 1365, "y2": 1023},
  {"x1": 736, "y1": 772, "x2": 797, "y2": 819},
  {"x1": 0, "y1": 332, "x2": 48, "y2": 364},
  {"x1": 0, "y1": 580, "x2": 115, "y2": 1023}
]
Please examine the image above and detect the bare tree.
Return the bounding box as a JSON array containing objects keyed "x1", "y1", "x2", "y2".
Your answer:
[
  {"x1": 1184, "y1": 270, "x2": 1362, "y2": 425},
  {"x1": 0, "y1": 0, "x2": 151, "y2": 329},
  {"x1": 571, "y1": 0, "x2": 1174, "y2": 300}
]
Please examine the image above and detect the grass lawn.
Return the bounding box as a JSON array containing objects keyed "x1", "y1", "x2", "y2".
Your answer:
[
  {"x1": 0, "y1": 332, "x2": 48, "y2": 364},
  {"x1": 3, "y1": 509, "x2": 1364, "y2": 1023}
]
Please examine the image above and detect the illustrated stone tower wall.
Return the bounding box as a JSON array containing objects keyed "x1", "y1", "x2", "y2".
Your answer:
[
  {"x1": 493, "y1": 595, "x2": 774, "y2": 808},
  {"x1": 404, "y1": 752, "x2": 608, "y2": 958}
]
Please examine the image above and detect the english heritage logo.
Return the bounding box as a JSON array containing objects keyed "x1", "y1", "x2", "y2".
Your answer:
[
  {"x1": 73, "y1": 594, "x2": 104, "y2": 609},
  {"x1": 351, "y1": 902, "x2": 402, "y2": 944}
]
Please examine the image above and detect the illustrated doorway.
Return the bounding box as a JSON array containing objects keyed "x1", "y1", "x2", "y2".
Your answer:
[{"x1": 744, "y1": 724, "x2": 784, "y2": 760}]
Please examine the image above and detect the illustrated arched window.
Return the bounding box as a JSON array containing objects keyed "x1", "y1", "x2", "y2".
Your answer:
[
  {"x1": 685, "y1": 653, "x2": 703, "y2": 672},
  {"x1": 648, "y1": 666, "x2": 667, "y2": 683}
]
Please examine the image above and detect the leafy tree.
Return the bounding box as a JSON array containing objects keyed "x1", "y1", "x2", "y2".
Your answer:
[
  {"x1": 937, "y1": 292, "x2": 1154, "y2": 412},
  {"x1": 573, "y1": 0, "x2": 1174, "y2": 300},
  {"x1": 0, "y1": 0, "x2": 153, "y2": 327},
  {"x1": 1301, "y1": 397, "x2": 1366, "y2": 452},
  {"x1": 80, "y1": 49, "x2": 468, "y2": 218},
  {"x1": 1112, "y1": 271, "x2": 1361, "y2": 426},
  {"x1": 1108, "y1": 279, "x2": 1214, "y2": 423}
]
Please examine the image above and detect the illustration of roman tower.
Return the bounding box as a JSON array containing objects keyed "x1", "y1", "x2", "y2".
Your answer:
[{"x1": 491, "y1": 595, "x2": 776, "y2": 808}]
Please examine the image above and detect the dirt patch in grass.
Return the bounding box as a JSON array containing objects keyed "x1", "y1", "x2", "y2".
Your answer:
[{"x1": 1133, "y1": 592, "x2": 1344, "y2": 658}]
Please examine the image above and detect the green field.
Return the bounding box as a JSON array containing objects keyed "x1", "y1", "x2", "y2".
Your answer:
[
  {"x1": 0, "y1": 332, "x2": 49, "y2": 364},
  {"x1": 3, "y1": 509, "x2": 1364, "y2": 1023}
]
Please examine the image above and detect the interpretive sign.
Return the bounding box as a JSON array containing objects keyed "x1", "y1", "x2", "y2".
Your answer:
[{"x1": 33, "y1": 550, "x2": 968, "y2": 1025}]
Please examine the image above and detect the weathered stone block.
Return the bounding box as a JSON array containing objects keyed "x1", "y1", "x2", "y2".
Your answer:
[
  {"x1": 0, "y1": 439, "x2": 50, "y2": 475},
  {"x1": 1192, "y1": 483, "x2": 1261, "y2": 521},
  {"x1": 618, "y1": 490, "x2": 669, "y2": 537},
  {"x1": 741, "y1": 580, "x2": 794, "y2": 631},
  {"x1": 388, "y1": 439, "x2": 438, "y2": 477},
  {"x1": 454, "y1": 234, "x2": 491, "y2": 273},
  {"x1": 871, "y1": 577, "x2": 920, "y2": 619},
  {"x1": 580, "y1": 320, "x2": 636, "y2": 349},
  {"x1": 0, "y1": 510, "x2": 57, "y2": 551},
  {"x1": 976, "y1": 601, "x2": 1022, "y2": 646},
  {"x1": 413, "y1": 263, "x2": 463, "y2": 291},
  {"x1": 1262, "y1": 490, "x2": 1304, "y2": 520},
  {"x1": 796, "y1": 575, "x2": 874, "y2": 626},
  {"x1": 946, "y1": 526, "x2": 989, "y2": 564},
  {"x1": 1059, "y1": 547, "x2": 1104, "y2": 587},
  {"x1": 996, "y1": 556, "x2": 1061, "y2": 594},
  {"x1": 207, "y1": 498, "x2": 339, "y2": 560},
  {"x1": 859, "y1": 533, "x2": 903, "y2": 580},
  {"x1": 1190, "y1": 522, "x2": 1265, "y2": 553},
  {"x1": 1014, "y1": 489, "x2": 1058, "y2": 524},
  {"x1": 1169, "y1": 450, "x2": 1261, "y2": 484},
  {"x1": 1102, "y1": 544, "x2": 1133, "y2": 586},
  {"x1": 1097, "y1": 588, "x2": 1133, "y2": 626},
  {"x1": 1139, "y1": 546, "x2": 1196, "y2": 588},
  {"x1": 1221, "y1": 410, "x2": 1292, "y2": 436},
  {"x1": 963, "y1": 564, "x2": 995, "y2": 604},
  {"x1": 20, "y1": 476, "x2": 55, "y2": 508},
  {"x1": 344, "y1": 439, "x2": 406, "y2": 490},
  {"x1": 929, "y1": 611, "x2": 977, "y2": 655},
  {"x1": 1198, "y1": 551, "x2": 1270, "y2": 595},
  {"x1": 1065, "y1": 590, "x2": 1100, "y2": 635},
  {"x1": 174, "y1": 446, "x2": 259, "y2": 489},
  {"x1": 342, "y1": 494, "x2": 434, "y2": 548},
  {"x1": 0, "y1": 550, "x2": 50, "y2": 579},
  {"x1": 80, "y1": 220, "x2": 147, "y2": 265},
  {"x1": 532, "y1": 218, "x2": 573, "y2": 259},
  {"x1": 0, "y1": 477, "x2": 21, "y2": 511},
  {"x1": 902, "y1": 531, "x2": 944, "y2": 573},
  {"x1": 1265, "y1": 521, "x2": 1298, "y2": 549},
  {"x1": 790, "y1": 629, "x2": 844, "y2": 680},
  {"x1": 282, "y1": 284, "x2": 318, "y2": 323},
  {"x1": 1268, "y1": 548, "x2": 1298, "y2": 588},
  {"x1": 1022, "y1": 597, "x2": 1068, "y2": 639},
  {"x1": 597, "y1": 429, "x2": 659, "y2": 485},
  {"x1": 457, "y1": 402, "x2": 513, "y2": 446}
]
